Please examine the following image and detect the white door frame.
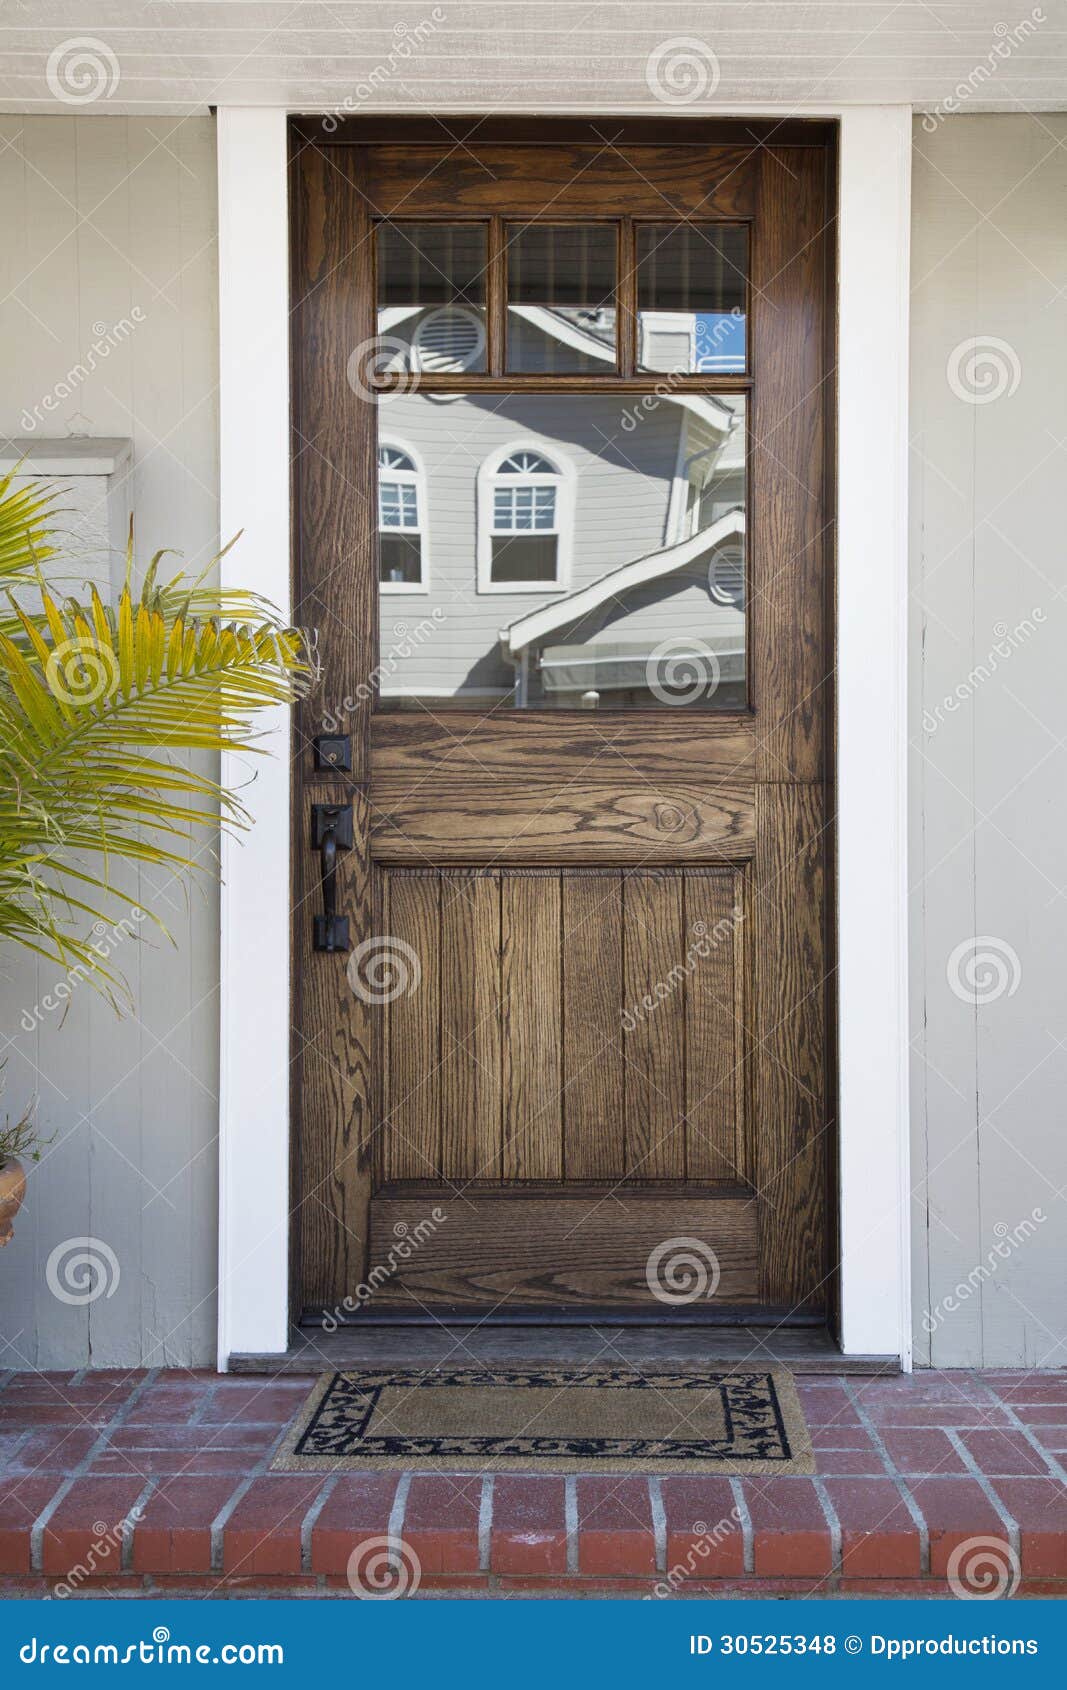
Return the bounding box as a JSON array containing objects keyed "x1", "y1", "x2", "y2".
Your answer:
[{"x1": 216, "y1": 105, "x2": 912, "y2": 1370}]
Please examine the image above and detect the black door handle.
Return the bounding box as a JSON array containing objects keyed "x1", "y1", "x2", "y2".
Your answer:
[{"x1": 311, "y1": 803, "x2": 353, "y2": 952}]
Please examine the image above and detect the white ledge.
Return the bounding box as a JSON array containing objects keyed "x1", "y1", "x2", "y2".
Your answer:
[{"x1": 0, "y1": 437, "x2": 132, "y2": 477}]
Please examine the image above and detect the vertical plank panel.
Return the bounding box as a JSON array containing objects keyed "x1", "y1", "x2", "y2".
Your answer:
[
  {"x1": 562, "y1": 872, "x2": 624, "y2": 1180},
  {"x1": 684, "y1": 870, "x2": 743, "y2": 1183},
  {"x1": 501, "y1": 873, "x2": 562, "y2": 1181},
  {"x1": 752, "y1": 783, "x2": 828, "y2": 1308},
  {"x1": 293, "y1": 143, "x2": 377, "y2": 1303},
  {"x1": 751, "y1": 147, "x2": 830, "y2": 782},
  {"x1": 623, "y1": 871, "x2": 686, "y2": 1181},
  {"x1": 440, "y1": 870, "x2": 502, "y2": 1182},
  {"x1": 383, "y1": 871, "x2": 441, "y2": 1182}
]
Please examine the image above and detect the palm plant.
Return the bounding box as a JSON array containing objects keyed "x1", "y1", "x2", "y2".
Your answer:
[{"x1": 0, "y1": 467, "x2": 308, "y2": 996}]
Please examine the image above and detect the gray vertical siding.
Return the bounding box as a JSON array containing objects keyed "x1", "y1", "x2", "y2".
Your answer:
[
  {"x1": 0, "y1": 116, "x2": 220, "y2": 1369},
  {"x1": 909, "y1": 115, "x2": 1067, "y2": 1366}
]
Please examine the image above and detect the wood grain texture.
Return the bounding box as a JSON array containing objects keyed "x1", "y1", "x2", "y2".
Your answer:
[
  {"x1": 623, "y1": 871, "x2": 687, "y2": 1181},
  {"x1": 381, "y1": 870, "x2": 441, "y2": 1182},
  {"x1": 751, "y1": 783, "x2": 829, "y2": 1311},
  {"x1": 750, "y1": 146, "x2": 832, "y2": 783},
  {"x1": 372, "y1": 712, "x2": 755, "y2": 785},
  {"x1": 361, "y1": 143, "x2": 762, "y2": 219},
  {"x1": 291, "y1": 143, "x2": 378, "y2": 1304},
  {"x1": 293, "y1": 787, "x2": 375, "y2": 1305},
  {"x1": 371, "y1": 780, "x2": 755, "y2": 863},
  {"x1": 685, "y1": 871, "x2": 745, "y2": 1183},
  {"x1": 368, "y1": 1187, "x2": 758, "y2": 1307},
  {"x1": 562, "y1": 873, "x2": 625, "y2": 1180},
  {"x1": 501, "y1": 873, "x2": 563, "y2": 1180},
  {"x1": 440, "y1": 870, "x2": 503, "y2": 1181}
]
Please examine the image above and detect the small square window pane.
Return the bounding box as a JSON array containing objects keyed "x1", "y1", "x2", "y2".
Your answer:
[
  {"x1": 637, "y1": 225, "x2": 747, "y2": 374},
  {"x1": 380, "y1": 534, "x2": 422, "y2": 586},
  {"x1": 376, "y1": 223, "x2": 487, "y2": 374},
  {"x1": 491, "y1": 534, "x2": 559, "y2": 584},
  {"x1": 507, "y1": 225, "x2": 617, "y2": 372}
]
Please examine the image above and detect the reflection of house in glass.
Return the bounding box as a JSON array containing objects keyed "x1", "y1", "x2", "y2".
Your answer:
[{"x1": 376, "y1": 308, "x2": 746, "y2": 711}]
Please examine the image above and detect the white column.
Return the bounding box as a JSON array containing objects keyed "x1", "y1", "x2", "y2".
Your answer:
[
  {"x1": 216, "y1": 108, "x2": 292, "y2": 1367},
  {"x1": 836, "y1": 107, "x2": 912, "y2": 1365}
]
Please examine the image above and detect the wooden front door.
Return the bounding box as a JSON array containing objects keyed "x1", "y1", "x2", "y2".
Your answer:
[{"x1": 291, "y1": 119, "x2": 835, "y2": 1324}]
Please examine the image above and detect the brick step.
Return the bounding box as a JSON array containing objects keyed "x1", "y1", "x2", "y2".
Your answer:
[{"x1": 2, "y1": 1369, "x2": 1066, "y2": 1596}]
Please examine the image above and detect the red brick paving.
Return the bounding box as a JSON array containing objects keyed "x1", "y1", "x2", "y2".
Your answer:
[
  {"x1": 490, "y1": 1475, "x2": 567, "y2": 1575},
  {"x1": 576, "y1": 1476, "x2": 656, "y2": 1576},
  {"x1": 0, "y1": 1367, "x2": 1065, "y2": 1597}
]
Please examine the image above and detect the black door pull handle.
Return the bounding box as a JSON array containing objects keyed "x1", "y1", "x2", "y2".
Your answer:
[{"x1": 311, "y1": 803, "x2": 353, "y2": 952}]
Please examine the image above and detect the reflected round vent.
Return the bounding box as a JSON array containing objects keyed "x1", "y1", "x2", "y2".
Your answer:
[
  {"x1": 412, "y1": 305, "x2": 485, "y2": 373},
  {"x1": 709, "y1": 542, "x2": 745, "y2": 607}
]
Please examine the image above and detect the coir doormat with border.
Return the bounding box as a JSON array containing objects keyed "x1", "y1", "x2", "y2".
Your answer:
[{"x1": 272, "y1": 1366, "x2": 813, "y2": 1474}]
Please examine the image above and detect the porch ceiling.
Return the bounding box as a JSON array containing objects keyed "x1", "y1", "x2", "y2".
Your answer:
[{"x1": 0, "y1": 2, "x2": 1061, "y2": 117}]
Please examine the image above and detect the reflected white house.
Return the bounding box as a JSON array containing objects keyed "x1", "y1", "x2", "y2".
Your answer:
[{"x1": 376, "y1": 304, "x2": 746, "y2": 710}]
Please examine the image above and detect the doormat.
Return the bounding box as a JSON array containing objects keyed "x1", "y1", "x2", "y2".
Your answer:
[{"x1": 272, "y1": 1366, "x2": 813, "y2": 1474}]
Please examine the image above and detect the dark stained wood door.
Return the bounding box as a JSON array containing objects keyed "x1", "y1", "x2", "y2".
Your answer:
[{"x1": 290, "y1": 119, "x2": 835, "y2": 1323}]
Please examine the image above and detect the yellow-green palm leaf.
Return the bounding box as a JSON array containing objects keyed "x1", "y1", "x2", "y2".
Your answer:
[{"x1": 0, "y1": 471, "x2": 308, "y2": 984}]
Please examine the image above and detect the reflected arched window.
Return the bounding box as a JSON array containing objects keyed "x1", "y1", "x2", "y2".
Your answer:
[
  {"x1": 477, "y1": 444, "x2": 572, "y2": 593},
  {"x1": 378, "y1": 443, "x2": 427, "y2": 591}
]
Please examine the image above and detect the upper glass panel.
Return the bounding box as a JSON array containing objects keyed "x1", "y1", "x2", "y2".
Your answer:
[
  {"x1": 376, "y1": 391, "x2": 746, "y2": 710},
  {"x1": 506, "y1": 224, "x2": 617, "y2": 373},
  {"x1": 636, "y1": 224, "x2": 747, "y2": 374},
  {"x1": 376, "y1": 222, "x2": 488, "y2": 375}
]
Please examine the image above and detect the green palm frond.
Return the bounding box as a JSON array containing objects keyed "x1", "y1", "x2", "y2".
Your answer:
[{"x1": 0, "y1": 471, "x2": 309, "y2": 987}]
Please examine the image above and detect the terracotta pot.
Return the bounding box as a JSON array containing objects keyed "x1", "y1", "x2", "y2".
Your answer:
[{"x1": 0, "y1": 1157, "x2": 27, "y2": 1247}]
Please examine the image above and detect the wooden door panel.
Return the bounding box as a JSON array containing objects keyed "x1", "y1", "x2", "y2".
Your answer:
[
  {"x1": 367, "y1": 1187, "x2": 758, "y2": 1308},
  {"x1": 372, "y1": 712, "x2": 755, "y2": 786},
  {"x1": 376, "y1": 867, "x2": 746, "y2": 1192},
  {"x1": 501, "y1": 873, "x2": 563, "y2": 1181},
  {"x1": 370, "y1": 781, "x2": 755, "y2": 863},
  {"x1": 561, "y1": 873, "x2": 625, "y2": 1181},
  {"x1": 291, "y1": 124, "x2": 835, "y2": 1321},
  {"x1": 358, "y1": 142, "x2": 763, "y2": 220},
  {"x1": 751, "y1": 783, "x2": 830, "y2": 1310},
  {"x1": 622, "y1": 872, "x2": 687, "y2": 1181},
  {"x1": 439, "y1": 871, "x2": 503, "y2": 1182}
]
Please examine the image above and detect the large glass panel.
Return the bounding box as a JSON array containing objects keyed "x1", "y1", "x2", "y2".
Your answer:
[
  {"x1": 636, "y1": 224, "x2": 747, "y2": 374},
  {"x1": 376, "y1": 222, "x2": 487, "y2": 375},
  {"x1": 507, "y1": 224, "x2": 617, "y2": 372},
  {"x1": 376, "y1": 391, "x2": 746, "y2": 709}
]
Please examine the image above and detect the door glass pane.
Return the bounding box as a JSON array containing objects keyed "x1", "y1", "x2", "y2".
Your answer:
[
  {"x1": 376, "y1": 223, "x2": 487, "y2": 374},
  {"x1": 637, "y1": 224, "x2": 747, "y2": 374},
  {"x1": 376, "y1": 391, "x2": 746, "y2": 709},
  {"x1": 507, "y1": 224, "x2": 617, "y2": 372}
]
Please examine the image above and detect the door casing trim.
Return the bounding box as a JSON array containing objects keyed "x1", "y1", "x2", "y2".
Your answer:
[{"x1": 216, "y1": 104, "x2": 912, "y2": 1370}]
